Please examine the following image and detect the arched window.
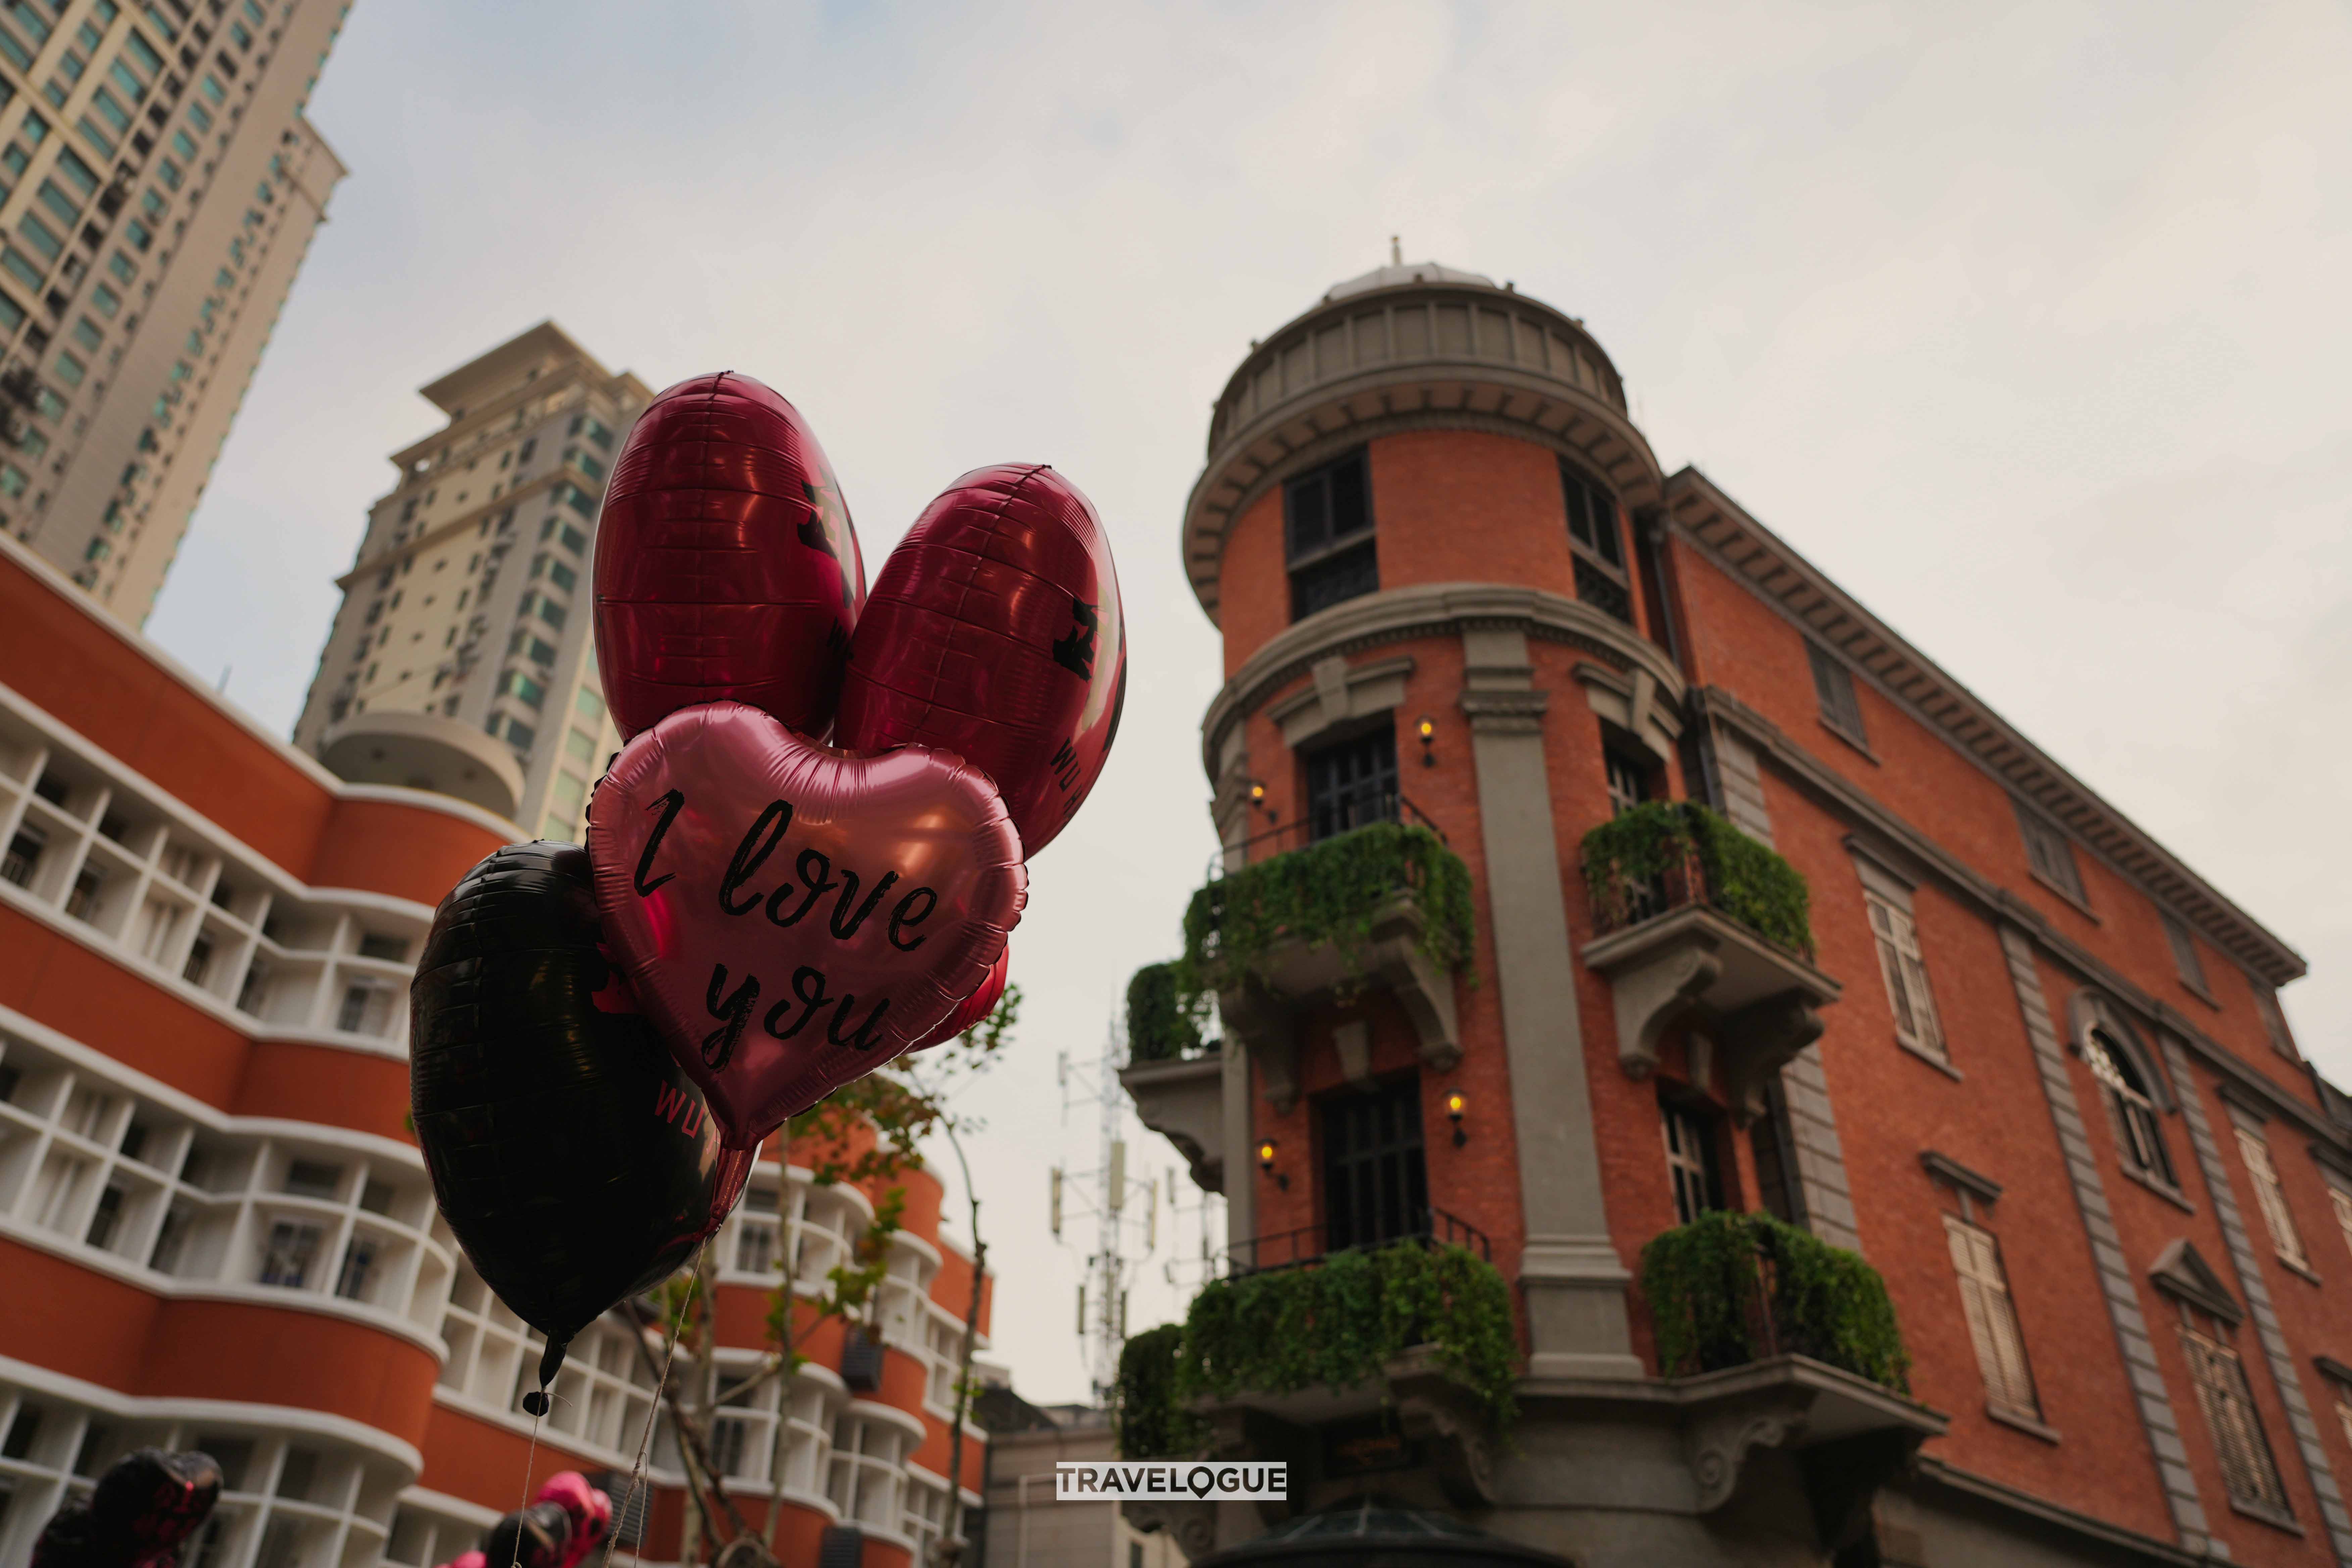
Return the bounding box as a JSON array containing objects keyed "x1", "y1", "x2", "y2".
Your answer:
[{"x1": 2072, "y1": 994, "x2": 2176, "y2": 1189}]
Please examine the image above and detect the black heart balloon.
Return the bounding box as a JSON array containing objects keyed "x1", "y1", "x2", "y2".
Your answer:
[{"x1": 411, "y1": 842, "x2": 747, "y2": 1405}]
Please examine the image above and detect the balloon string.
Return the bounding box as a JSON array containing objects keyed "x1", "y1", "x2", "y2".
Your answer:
[
  {"x1": 511, "y1": 1396, "x2": 546, "y2": 1568},
  {"x1": 602, "y1": 1249, "x2": 702, "y2": 1568}
]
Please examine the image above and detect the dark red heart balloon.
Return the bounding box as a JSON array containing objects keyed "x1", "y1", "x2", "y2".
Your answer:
[
  {"x1": 835, "y1": 464, "x2": 1125, "y2": 858},
  {"x1": 907, "y1": 945, "x2": 1009, "y2": 1055},
  {"x1": 589, "y1": 702, "x2": 1026, "y2": 1145},
  {"x1": 593, "y1": 372, "x2": 866, "y2": 740}
]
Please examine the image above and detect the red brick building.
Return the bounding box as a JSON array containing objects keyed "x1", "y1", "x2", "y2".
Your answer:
[
  {"x1": 0, "y1": 532, "x2": 987, "y2": 1568},
  {"x1": 1125, "y1": 258, "x2": 2352, "y2": 1566}
]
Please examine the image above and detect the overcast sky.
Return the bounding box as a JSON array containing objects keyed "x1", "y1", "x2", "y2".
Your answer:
[{"x1": 143, "y1": 0, "x2": 2352, "y2": 1405}]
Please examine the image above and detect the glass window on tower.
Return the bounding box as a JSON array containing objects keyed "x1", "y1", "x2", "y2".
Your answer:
[
  {"x1": 1562, "y1": 460, "x2": 1632, "y2": 624},
  {"x1": 1302, "y1": 722, "x2": 1398, "y2": 843},
  {"x1": 1284, "y1": 448, "x2": 1376, "y2": 622},
  {"x1": 1320, "y1": 1077, "x2": 1428, "y2": 1253}
]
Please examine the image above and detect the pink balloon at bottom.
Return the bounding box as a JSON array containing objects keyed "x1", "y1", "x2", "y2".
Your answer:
[{"x1": 589, "y1": 701, "x2": 1026, "y2": 1146}]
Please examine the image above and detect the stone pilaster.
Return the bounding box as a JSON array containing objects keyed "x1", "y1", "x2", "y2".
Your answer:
[
  {"x1": 1710, "y1": 729, "x2": 1861, "y2": 1253},
  {"x1": 2000, "y1": 926, "x2": 2212, "y2": 1553},
  {"x1": 2159, "y1": 1034, "x2": 2352, "y2": 1559},
  {"x1": 1460, "y1": 624, "x2": 1640, "y2": 1379}
]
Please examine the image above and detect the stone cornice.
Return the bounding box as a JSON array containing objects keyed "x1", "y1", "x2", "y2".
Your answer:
[
  {"x1": 1910, "y1": 1457, "x2": 2207, "y2": 1567},
  {"x1": 1919, "y1": 1150, "x2": 2004, "y2": 1205},
  {"x1": 1666, "y1": 465, "x2": 2303, "y2": 986},
  {"x1": 1698, "y1": 686, "x2": 2346, "y2": 1152},
  {"x1": 1199, "y1": 583, "x2": 1683, "y2": 782}
]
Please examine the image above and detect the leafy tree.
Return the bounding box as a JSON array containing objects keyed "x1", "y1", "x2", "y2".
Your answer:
[{"x1": 640, "y1": 986, "x2": 1022, "y2": 1566}]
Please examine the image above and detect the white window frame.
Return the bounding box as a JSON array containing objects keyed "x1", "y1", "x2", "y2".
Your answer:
[
  {"x1": 1661, "y1": 1104, "x2": 1718, "y2": 1227},
  {"x1": 1852, "y1": 852, "x2": 1948, "y2": 1067},
  {"x1": 2084, "y1": 1027, "x2": 2177, "y2": 1190},
  {"x1": 1864, "y1": 889, "x2": 1944, "y2": 1062},
  {"x1": 2233, "y1": 1122, "x2": 2307, "y2": 1270},
  {"x1": 2180, "y1": 1313, "x2": 2292, "y2": 1516},
  {"x1": 1943, "y1": 1213, "x2": 2039, "y2": 1422}
]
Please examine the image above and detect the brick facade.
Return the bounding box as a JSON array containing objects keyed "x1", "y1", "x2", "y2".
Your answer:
[{"x1": 1162, "y1": 258, "x2": 2352, "y2": 1566}]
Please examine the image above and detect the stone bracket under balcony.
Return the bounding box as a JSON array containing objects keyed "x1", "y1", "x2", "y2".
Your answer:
[
  {"x1": 1216, "y1": 892, "x2": 1461, "y2": 1114},
  {"x1": 1196, "y1": 1348, "x2": 1501, "y2": 1515},
  {"x1": 1581, "y1": 904, "x2": 1842, "y2": 1123},
  {"x1": 1119, "y1": 1051, "x2": 1226, "y2": 1193},
  {"x1": 1672, "y1": 1356, "x2": 1947, "y2": 1547}
]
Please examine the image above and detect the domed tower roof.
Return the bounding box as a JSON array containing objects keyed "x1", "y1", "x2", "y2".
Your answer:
[
  {"x1": 1180, "y1": 260, "x2": 1663, "y2": 624},
  {"x1": 1322, "y1": 257, "x2": 1499, "y2": 301}
]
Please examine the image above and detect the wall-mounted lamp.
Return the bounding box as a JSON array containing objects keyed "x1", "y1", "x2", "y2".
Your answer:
[
  {"x1": 1446, "y1": 1091, "x2": 1468, "y2": 1148},
  {"x1": 1258, "y1": 1137, "x2": 1288, "y2": 1190},
  {"x1": 1247, "y1": 779, "x2": 1277, "y2": 824},
  {"x1": 1416, "y1": 715, "x2": 1437, "y2": 767}
]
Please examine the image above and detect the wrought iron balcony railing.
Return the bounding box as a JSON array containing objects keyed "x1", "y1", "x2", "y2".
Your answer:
[{"x1": 1221, "y1": 1205, "x2": 1491, "y2": 1277}]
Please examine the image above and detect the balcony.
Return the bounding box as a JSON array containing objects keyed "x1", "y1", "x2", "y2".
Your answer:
[
  {"x1": 1119, "y1": 961, "x2": 1226, "y2": 1192},
  {"x1": 1133, "y1": 1227, "x2": 1517, "y2": 1515},
  {"x1": 1635, "y1": 1210, "x2": 1943, "y2": 1538},
  {"x1": 1579, "y1": 803, "x2": 1840, "y2": 1121},
  {"x1": 316, "y1": 708, "x2": 525, "y2": 821},
  {"x1": 1185, "y1": 816, "x2": 1473, "y2": 1114}
]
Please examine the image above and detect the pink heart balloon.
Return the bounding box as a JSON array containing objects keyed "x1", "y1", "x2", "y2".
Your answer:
[{"x1": 589, "y1": 702, "x2": 1025, "y2": 1146}]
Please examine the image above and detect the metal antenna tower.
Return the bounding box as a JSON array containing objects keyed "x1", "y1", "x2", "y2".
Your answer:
[{"x1": 1051, "y1": 1015, "x2": 1160, "y2": 1405}]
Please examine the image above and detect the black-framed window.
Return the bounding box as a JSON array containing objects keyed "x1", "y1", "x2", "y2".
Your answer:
[
  {"x1": 1662, "y1": 1100, "x2": 1723, "y2": 1225},
  {"x1": 1286, "y1": 449, "x2": 1377, "y2": 621},
  {"x1": 1304, "y1": 722, "x2": 1398, "y2": 842},
  {"x1": 1562, "y1": 461, "x2": 1631, "y2": 624},
  {"x1": 1322, "y1": 1077, "x2": 1428, "y2": 1253},
  {"x1": 1809, "y1": 643, "x2": 1867, "y2": 745}
]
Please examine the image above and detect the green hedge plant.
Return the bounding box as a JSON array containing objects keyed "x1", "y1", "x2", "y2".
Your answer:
[
  {"x1": 1639, "y1": 1209, "x2": 1909, "y2": 1391},
  {"x1": 1114, "y1": 1323, "x2": 1210, "y2": 1459},
  {"x1": 1179, "y1": 823, "x2": 1475, "y2": 998},
  {"x1": 1177, "y1": 1240, "x2": 1518, "y2": 1428},
  {"x1": 1125, "y1": 962, "x2": 1210, "y2": 1063},
  {"x1": 1580, "y1": 801, "x2": 1814, "y2": 958}
]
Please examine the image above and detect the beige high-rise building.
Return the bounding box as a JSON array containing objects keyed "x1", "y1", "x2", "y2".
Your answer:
[
  {"x1": 0, "y1": 0, "x2": 351, "y2": 626},
  {"x1": 292, "y1": 322, "x2": 650, "y2": 840}
]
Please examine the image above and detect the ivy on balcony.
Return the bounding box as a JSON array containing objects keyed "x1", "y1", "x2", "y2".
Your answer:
[
  {"x1": 1179, "y1": 822, "x2": 1475, "y2": 997},
  {"x1": 1125, "y1": 961, "x2": 1212, "y2": 1063},
  {"x1": 1580, "y1": 801, "x2": 1814, "y2": 959},
  {"x1": 1176, "y1": 1239, "x2": 1518, "y2": 1428},
  {"x1": 1115, "y1": 1323, "x2": 1210, "y2": 1460},
  {"x1": 1639, "y1": 1209, "x2": 1909, "y2": 1391}
]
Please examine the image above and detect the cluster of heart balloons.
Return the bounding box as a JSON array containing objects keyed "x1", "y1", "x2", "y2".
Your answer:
[{"x1": 412, "y1": 373, "x2": 1125, "y2": 1407}]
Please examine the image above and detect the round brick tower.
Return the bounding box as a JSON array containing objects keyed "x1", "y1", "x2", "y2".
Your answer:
[{"x1": 1185, "y1": 256, "x2": 1683, "y2": 1380}]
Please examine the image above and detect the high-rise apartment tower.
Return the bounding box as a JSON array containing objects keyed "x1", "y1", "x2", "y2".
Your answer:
[
  {"x1": 292, "y1": 322, "x2": 648, "y2": 840},
  {"x1": 0, "y1": 0, "x2": 350, "y2": 626}
]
